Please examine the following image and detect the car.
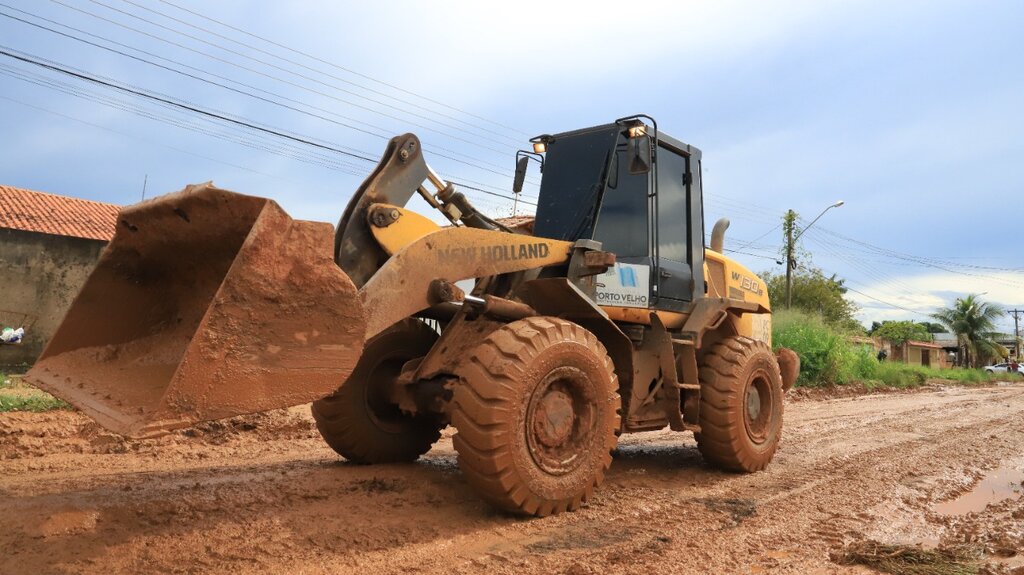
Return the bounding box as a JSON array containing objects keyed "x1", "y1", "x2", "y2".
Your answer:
[{"x1": 983, "y1": 362, "x2": 1023, "y2": 374}]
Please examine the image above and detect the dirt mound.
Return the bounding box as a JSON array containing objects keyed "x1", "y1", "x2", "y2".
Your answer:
[
  {"x1": 0, "y1": 405, "x2": 317, "y2": 459},
  {"x1": 180, "y1": 406, "x2": 318, "y2": 444}
]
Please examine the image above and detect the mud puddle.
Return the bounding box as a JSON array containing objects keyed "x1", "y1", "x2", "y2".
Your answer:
[{"x1": 935, "y1": 461, "x2": 1024, "y2": 516}]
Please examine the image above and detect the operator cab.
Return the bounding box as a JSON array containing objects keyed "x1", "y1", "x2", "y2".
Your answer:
[{"x1": 524, "y1": 116, "x2": 705, "y2": 313}]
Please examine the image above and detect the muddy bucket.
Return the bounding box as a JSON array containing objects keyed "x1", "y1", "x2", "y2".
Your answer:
[{"x1": 25, "y1": 184, "x2": 366, "y2": 437}]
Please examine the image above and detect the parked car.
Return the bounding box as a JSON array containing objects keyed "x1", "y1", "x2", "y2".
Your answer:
[{"x1": 983, "y1": 362, "x2": 1023, "y2": 374}]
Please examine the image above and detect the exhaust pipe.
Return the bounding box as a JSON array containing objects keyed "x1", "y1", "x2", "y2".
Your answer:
[{"x1": 710, "y1": 217, "x2": 730, "y2": 253}]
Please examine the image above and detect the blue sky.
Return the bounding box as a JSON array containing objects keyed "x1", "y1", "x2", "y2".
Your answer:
[{"x1": 1, "y1": 1, "x2": 1022, "y2": 330}]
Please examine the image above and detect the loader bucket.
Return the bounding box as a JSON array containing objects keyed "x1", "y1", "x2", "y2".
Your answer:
[{"x1": 25, "y1": 184, "x2": 366, "y2": 438}]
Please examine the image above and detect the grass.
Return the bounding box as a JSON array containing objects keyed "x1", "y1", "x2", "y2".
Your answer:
[
  {"x1": 835, "y1": 540, "x2": 981, "y2": 575},
  {"x1": 773, "y1": 310, "x2": 1016, "y2": 389},
  {"x1": 0, "y1": 394, "x2": 71, "y2": 412},
  {"x1": 0, "y1": 372, "x2": 71, "y2": 412}
]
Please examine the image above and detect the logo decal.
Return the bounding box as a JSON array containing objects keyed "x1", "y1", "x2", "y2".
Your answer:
[
  {"x1": 436, "y1": 242, "x2": 550, "y2": 265},
  {"x1": 731, "y1": 271, "x2": 764, "y2": 297},
  {"x1": 618, "y1": 266, "x2": 637, "y2": 288},
  {"x1": 596, "y1": 263, "x2": 650, "y2": 308}
]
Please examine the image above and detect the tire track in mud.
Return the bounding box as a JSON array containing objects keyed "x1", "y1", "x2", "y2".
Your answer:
[
  {"x1": 1, "y1": 384, "x2": 1022, "y2": 574},
  {"x1": 294, "y1": 385, "x2": 1024, "y2": 574}
]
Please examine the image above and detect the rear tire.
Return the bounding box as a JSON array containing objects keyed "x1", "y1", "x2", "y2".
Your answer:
[
  {"x1": 312, "y1": 319, "x2": 442, "y2": 464},
  {"x1": 695, "y1": 336, "x2": 784, "y2": 472},
  {"x1": 451, "y1": 317, "x2": 620, "y2": 516}
]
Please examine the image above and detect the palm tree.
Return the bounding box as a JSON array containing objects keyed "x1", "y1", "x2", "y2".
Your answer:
[{"x1": 932, "y1": 294, "x2": 1005, "y2": 368}]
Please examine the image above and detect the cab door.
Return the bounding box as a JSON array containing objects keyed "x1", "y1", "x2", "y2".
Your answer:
[{"x1": 652, "y1": 146, "x2": 700, "y2": 311}]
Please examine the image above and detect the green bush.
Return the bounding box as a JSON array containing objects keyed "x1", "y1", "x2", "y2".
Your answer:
[
  {"x1": 771, "y1": 310, "x2": 1012, "y2": 388},
  {"x1": 772, "y1": 310, "x2": 856, "y2": 386}
]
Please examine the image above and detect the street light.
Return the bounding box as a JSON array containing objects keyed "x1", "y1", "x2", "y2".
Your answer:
[{"x1": 785, "y1": 200, "x2": 845, "y2": 309}]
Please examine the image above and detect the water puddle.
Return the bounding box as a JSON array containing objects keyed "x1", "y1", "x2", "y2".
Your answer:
[{"x1": 934, "y1": 463, "x2": 1024, "y2": 515}]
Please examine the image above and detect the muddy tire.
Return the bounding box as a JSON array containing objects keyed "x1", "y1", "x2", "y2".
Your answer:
[
  {"x1": 312, "y1": 319, "x2": 442, "y2": 464},
  {"x1": 695, "y1": 336, "x2": 784, "y2": 472},
  {"x1": 451, "y1": 317, "x2": 621, "y2": 516}
]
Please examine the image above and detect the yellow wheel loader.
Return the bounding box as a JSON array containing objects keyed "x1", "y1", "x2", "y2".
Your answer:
[{"x1": 27, "y1": 116, "x2": 799, "y2": 517}]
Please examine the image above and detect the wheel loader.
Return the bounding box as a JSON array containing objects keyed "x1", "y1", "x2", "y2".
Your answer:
[{"x1": 26, "y1": 115, "x2": 800, "y2": 516}]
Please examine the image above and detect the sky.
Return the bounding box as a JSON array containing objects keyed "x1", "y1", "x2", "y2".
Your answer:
[{"x1": 1, "y1": 0, "x2": 1022, "y2": 331}]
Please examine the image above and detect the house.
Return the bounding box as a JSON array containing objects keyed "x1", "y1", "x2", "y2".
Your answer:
[
  {"x1": 931, "y1": 332, "x2": 961, "y2": 366},
  {"x1": 0, "y1": 185, "x2": 119, "y2": 369},
  {"x1": 995, "y1": 334, "x2": 1022, "y2": 361},
  {"x1": 889, "y1": 339, "x2": 947, "y2": 368}
]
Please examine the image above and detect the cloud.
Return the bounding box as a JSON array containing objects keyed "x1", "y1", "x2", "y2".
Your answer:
[{"x1": 849, "y1": 271, "x2": 1024, "y2": 331}]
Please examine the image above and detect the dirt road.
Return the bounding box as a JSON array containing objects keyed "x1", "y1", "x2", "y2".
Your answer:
[{"x1": 2, "y1": 383, "x2": 1023, "y2": 574}]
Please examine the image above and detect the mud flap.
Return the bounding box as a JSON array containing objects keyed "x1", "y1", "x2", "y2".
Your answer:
[{"x1": 25, "y1": 184, "x2": 366, "y2": 437}]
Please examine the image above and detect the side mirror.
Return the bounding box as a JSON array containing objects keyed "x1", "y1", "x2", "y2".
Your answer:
[
  {"x1": 513, "y1": 155, "x2": 530, "y2": 194},
  {"x1": 628, "y1": 134, "x2": 652, "y2": 175}
]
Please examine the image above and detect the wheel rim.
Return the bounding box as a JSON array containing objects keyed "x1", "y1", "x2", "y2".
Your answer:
[
  {"x1": 362, "y1": 355, "x2": 412, "y2": 433},
  {"x1": 743, "y1": 371, "x2": 774, "y2": 444},
  {"x1": 526, "y1": 366, "x2": 596, "y2": 476}
]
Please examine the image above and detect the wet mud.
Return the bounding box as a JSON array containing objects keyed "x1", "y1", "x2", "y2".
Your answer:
[{"x1": 2, "y1": 384, "x2": 1024, "y2": 574}]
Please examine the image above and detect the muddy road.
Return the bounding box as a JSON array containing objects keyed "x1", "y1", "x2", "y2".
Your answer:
[{"x1": 2, "y1": 383, "x2": 1023, "y2": 574}]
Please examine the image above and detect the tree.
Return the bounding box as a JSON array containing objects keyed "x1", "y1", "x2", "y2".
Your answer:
[
  {"x1": 931, "y1": 294, "x2": 1005, "y2": 368},
  {"x1": 917, "y1": 321, "x2": 947, "y2": 334},
  {"x1": 872, "y1": 320, "x2": 933, "y2": 345},
  {"x1": 760, "y1": 266, "x2": 860, "y2": 330}
]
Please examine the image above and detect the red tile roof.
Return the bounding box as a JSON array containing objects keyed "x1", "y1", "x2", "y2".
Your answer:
[{"x1": 0, "y1": 185, "x2": 120, "y2": 241}]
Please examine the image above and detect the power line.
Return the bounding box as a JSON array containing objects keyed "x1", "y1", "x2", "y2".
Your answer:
[
  {"x1": 808, "y1": 225, "x2": 1024, "y2": 289},
  {"x1": 811, "y1": 224, "x2": 1024, "y2": 274},
  {"x1": 119, "y1": 0, "x2": 524, "y2": 146},
  {"x1": 802, "y1": 232, "x2": 922, "y2": 295},
  {"x1": 1, "y1": 3, "x2": 540, "y2": 191},
  {"x1": 0, "y1": 46, "x2": 378, "y2": 162},
  {"x1": 0, "y1": 47, "x2": 533, "y2": 206},
  {"x1": 0, "y1": 65, "x2": 372, "y2": 176},
  {"x1": 0, "y1": 93, "x2": 305, "y2": 184},
  {"x1": 733, "y1": 222, "x2": 782, "y2": 252},
  {"x1": 52, "y1": 0, "x2": 520, "y2": 156},
  {"x1": 797, "y1": 263, "x2": 935, "y2": 318},
  {"x1": 721, "y1": 197, "x2": 1023, "y2": 275},
  {"x1": 450, "y1": 182, "x2": 536, "y2": 207},
  {"x1": 153, "y1": 0, "x2": 532, "y2": 137},
  {"x1": 0, "y1": 6, "x2": 384, "y2": 141},
  {"x1": 722, "y1": 248, "x2": 782, "y2": 262}
]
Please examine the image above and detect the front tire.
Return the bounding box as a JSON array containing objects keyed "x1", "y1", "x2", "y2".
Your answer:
[
  {"x1": 451, "y1": 317, "x2": 621, "y2": 516},
  {"x1": 312, "y1": 319, "x2": 442, "y2": 464},
  {"x1": 695, "y1": 336, "x2": 784, "y2": 472}
]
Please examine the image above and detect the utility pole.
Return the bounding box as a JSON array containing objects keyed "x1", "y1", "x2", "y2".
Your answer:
[
  {"x1": 783, "y1": 201, "x2": 845, "y2": 310},
  {"x1": 784, "y1": 210, "x2": 796, "y2": 309},
  {"x1": 1010, "y1": 308, "x2": 1022, "y2": 360}
]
